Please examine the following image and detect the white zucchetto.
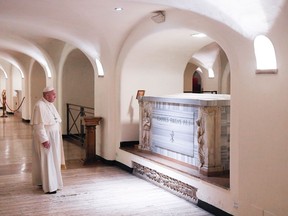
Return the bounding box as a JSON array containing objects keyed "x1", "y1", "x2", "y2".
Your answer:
[{"x1": 43, "y1": 86, "x2": 54, "y2": 93}]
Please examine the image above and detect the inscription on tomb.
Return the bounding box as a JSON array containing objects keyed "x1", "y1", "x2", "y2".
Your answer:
[
  {"x1": 139, "y1": 94, "x2": 230, "y2": 173},
  {"x1": 151, "y1": 102, "x2": 198, "y2": 157}
]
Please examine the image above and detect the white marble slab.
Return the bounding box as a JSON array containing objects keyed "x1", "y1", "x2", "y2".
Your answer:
[
  {"x1": 138, "y1": 93, "x2": 231, "y2": 175},
  {"x1": 143, "y1": 93, "x2": 230, "y2": 106}
]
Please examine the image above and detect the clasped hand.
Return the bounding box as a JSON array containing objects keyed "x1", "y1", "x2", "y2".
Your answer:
[{"x1": 42, "y1": 141, "x2": 50, "y2": 149}]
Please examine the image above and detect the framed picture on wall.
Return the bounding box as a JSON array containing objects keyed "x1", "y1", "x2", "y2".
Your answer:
[{"x1": 136, "y1": 90, "x2": 145, "y2": 99}]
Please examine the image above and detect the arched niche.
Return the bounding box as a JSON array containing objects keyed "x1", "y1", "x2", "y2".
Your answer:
[
  {"x1": 116, "y1": 8, "x2": 239, "y2": 210},
  {"x1": 119, "y1": 29, "x2": 231, "y2": 142},
  {"x1": 61, "y1": 48, "x2": 94, "y2": 135},
  {"x1": 0, "y1": 69, "x2": 6, "y2": 92},
  {"x1": 184, "y1": 42, "x2": 230, "y2": 94},
  {"x1": 192, "y1": 71, "x2": 202, "y2": 93},
  {"x1": 116, "y1": 7, "x2": 237, "y2": 144},
  {"x1": 0, "y1": 60, "x2": 24, "y2": 114},
  {"x1": 119, "y1": 28, "x2": 209, "y2": 141}
]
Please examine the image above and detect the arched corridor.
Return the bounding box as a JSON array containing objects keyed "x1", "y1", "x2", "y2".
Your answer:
[{"x1": 1, "y1": 1, "x2": 288, "y2": 215}]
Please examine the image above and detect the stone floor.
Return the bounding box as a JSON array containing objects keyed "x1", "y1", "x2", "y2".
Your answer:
[{"x1": 0, "y1": 112, "x2": 214, "y2": 216}]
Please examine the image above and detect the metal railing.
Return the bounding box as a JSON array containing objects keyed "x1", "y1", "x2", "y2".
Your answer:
[{"x1": 66, "y1": 103, "x2": 94, "y2": 145}]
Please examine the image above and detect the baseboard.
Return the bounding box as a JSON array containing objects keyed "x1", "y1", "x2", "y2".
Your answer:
[
  {"x1": 197, "y1": 199, "x2": 233, "y2": 216},
  {"x1": 96, "y1": 155, "x2": 133, "y2": 173},
  {"x1": 120, "y1": 141, "x2": 139, "y2": 148},
  {"x1": 22, "y1": 118, "x2": 30, "y2": 123}
]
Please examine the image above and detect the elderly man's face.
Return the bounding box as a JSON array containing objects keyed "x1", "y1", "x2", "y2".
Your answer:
[{"x1": 44, "y1": 90, "x2": 56, "y2": 103}]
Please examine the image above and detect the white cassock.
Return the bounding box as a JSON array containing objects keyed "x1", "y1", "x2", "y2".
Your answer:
[{"x1": 31, "y1": 97, "x2": 66, "y2": 193}]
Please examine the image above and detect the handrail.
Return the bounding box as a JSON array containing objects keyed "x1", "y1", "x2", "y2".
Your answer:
[{"x1": 66, "y1": 103, "x2": 94, "y2": 145}]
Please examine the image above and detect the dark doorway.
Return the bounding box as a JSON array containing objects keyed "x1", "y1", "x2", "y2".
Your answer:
[{"x1": 192, "y1": 71, "x2": 202, "y2": 93}]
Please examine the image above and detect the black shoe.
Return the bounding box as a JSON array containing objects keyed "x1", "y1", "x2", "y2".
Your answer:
[{"x1": 46, "y1": 191, "x2": 57, "y2": 194}]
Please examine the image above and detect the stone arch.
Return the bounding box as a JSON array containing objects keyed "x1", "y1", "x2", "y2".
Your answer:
[
  {"x1": 183, "y1": 63, "x2": 203, "y2": 93},
  {"x1": 117, "y1": 9, "x2": 236, "y2": 142},
  {"x1": 221, "y1": 62, "x2": 231, "y2": 94},
  {"x1": 114, "y1": 10, "x2": 242, "y2": 206},
  {"x1": 58, "y1": 43, "x2": 98, "y2": 122},
  {"x1": 60, "y1": 48, "x2": 94, "y2": 135}
]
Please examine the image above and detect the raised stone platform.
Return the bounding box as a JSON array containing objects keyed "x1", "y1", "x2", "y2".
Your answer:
[{"x1": 121, "y1": 146, "x2": 230, "y2": 189}]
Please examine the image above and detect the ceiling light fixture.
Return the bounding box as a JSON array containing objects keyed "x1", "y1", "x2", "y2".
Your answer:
[
  {"x1": 191, "y1": 33, "x2": 207, "y2": 38},
  {"x1": 114, "y1": 7, "x2": 123, "y2": 11}
]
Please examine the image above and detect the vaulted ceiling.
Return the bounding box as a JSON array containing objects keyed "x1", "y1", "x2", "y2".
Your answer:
[{"x1": 0, "y1": 0, "x2": 285, "y2": 78}]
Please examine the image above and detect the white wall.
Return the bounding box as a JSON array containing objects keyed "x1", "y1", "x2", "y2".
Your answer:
[
  {"x1": 12, "y1": 66, "x2": 22, "y2": 92},
  {"x1": 0, "y1": 61, "x2": 10, "y2": 107},
  {"x1": 0, "y1": 60, "x2": 7, "y2": 97},
  {"x1": 234, "y1": 4, "x2": 288, "y2": 216},
  {"x1": 30, "y1": 61, "x2": 46, "y2": 116},
  {"x1": 120, "y1": 33, "x2": 186, "y2": 141}
]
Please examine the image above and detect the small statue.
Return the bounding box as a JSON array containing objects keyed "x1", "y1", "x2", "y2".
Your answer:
[
  {"x1": 1, "y1": 90, "x2": 7, "y2": 117},
  {"x1": 196, "y1": 117, "x2": 205, "y2": 167},
  {"x1": 141, "y1": 110, "x2": 151, "y2": 149}
]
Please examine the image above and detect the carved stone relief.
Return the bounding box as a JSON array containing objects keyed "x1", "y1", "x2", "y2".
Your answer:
[
  {"x1": 138, "y1": 101, "x2": 152, "y2": 150},
  {"x1": 196, "y1": 116, "x2": 205, "y2": 167},
  {"x1": 133, "y1": 162, "x2": 198, "y2": 203},
  {"x1": 197, "y1": 106, "x2": 223, "y2": 175}
]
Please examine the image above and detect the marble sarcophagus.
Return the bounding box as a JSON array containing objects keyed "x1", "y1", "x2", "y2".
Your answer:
[{"x1": 138, "y1": 93, "x2": 230, "y2": 176}]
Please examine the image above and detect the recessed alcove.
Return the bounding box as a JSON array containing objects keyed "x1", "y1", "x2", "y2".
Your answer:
[{"x1": 121, "y1": 93, "x2": 230, "y2": 190}]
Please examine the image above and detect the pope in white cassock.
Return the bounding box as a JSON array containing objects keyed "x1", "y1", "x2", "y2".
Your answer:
[{"x1": 31, "y1": 86, "x2": 66, "y2": 194}]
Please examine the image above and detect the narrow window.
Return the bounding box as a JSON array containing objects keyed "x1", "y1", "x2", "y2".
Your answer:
[
  {"x1": 254, "y1": 35, "x2": 277, "y2": 74},
  {"x1": 208, "y1": 68, "x2": 215, "y2": 78},
  {"x1": 96, "y1": 58, "x2": 104, "y2": 77}
]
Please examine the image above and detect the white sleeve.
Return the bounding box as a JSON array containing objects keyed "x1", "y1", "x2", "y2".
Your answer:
[{"x1": 33, "y1": 123, "x2": 49, "y2": 143}]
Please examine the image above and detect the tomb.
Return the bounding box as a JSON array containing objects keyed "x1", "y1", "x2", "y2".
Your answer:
[{"x1": 138, "y1": 93, "x2": 230, "y2": 176}]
